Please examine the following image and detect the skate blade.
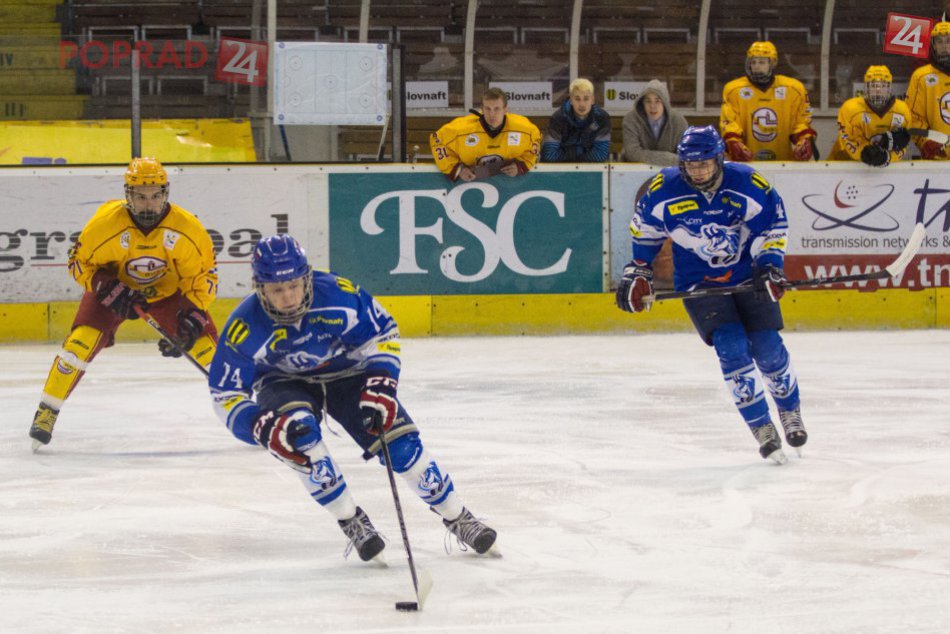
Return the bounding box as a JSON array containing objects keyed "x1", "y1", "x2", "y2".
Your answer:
[
  {"x1": 766, "y1": 448, "x2": 788, "y2": 465},
  {"x1": 368, "y1": 551, "x2": 388, "y2": 567},
  {"x1": 31, "y1": 439, "x2": 44, "y2": 454},
  {"x1": 794, "y1": 447, "x2": 803, "y2": 458},
  {"x1": 482, "y1": 543, "x2": 502, "y2": 558}
]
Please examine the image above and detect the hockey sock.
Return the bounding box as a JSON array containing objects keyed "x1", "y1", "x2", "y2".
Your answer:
[
  {"x1": 40, "y1": 325, "x2": 104, "y2": 409},
  {"x1": 387, "y1": 434, "x2": 461, "y2": 517},
  {"x1": 749, "y1": 329, "x2": 801, "y2": 411},
  {"x1": 713, "y1": 324, "x2": 770, "y2": 427},
  {"x1": 298, "y1": 440, "x2": 353, "y2": 516}
]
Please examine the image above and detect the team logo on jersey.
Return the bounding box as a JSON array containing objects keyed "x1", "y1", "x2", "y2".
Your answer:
[
  {"x1": 648, "y1": 173, "x2": 664, "y2": 192},
  {"x1": 120, "y1": 232, "x2": 130, "y2": 249},
  {"x1": 925, "y1": 74, "x2": 938, "y2": 87},
  {"x1": 861, "y1": 113, "x2": 872, "y2": 125},
  {"x1": 226, "y1": 319, "x2": 250, "y2": 345},
  {"x1": 125, "y1": 256, "x2": 166, "y2": 283},
  {"x1": 774, "y1": 86, "x2": 786, "y2": 100},
  {"x1": 751, "y1": 108, "x2": 778, "y2": 142},
  {"x1": 163, "y1": 230, "x2": 180, "y2": 250},
  {"x1": 891, "y1": 113, "x2": 905, "y2": 127},
  {"x1": 507, "y1": 132, "x2": 522, "y2": 146},
  {"x1": 668, "y1": 200, "x2": 699, "y2": 215},
  {"x1": 750, "y1": 172, "x2": 772, "y2": 192},
  {"x1": 376, "y1": 340, "x2": 401, "y2": 355},
  {"x1": 739, "y1": 87, "x2": 753, "y2": 100},
  {"x1": 268, "y1": 329, "x2": 287, "y2": 351},
  {"x1": 941, "y1": 92, "x2": 950, "y2": 125},
  {"x1": 465, "y1": 134, "x2": 479, "y2": 146}
]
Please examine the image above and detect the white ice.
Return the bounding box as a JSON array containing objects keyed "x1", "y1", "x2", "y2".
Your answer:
[{"x1": 2, "y1": 331, "x2": 949, "y2": 633}]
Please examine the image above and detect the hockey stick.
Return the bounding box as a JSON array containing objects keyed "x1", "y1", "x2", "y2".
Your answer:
[
  {"x1": 908, "y1": 128, "x2": 950, "y2": 146},
  {"x1": 653, "y1": 223, "x2": 926, "y2": 302},
  {"x1": 375, "y1": 415, "x2": 431, "y2": 612},
  {"x1": 133, "y1": 305, "x2": 210, "y2": 377}
]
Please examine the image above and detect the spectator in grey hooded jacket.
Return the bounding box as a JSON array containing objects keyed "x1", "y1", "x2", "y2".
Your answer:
[{"x1": 621, "y1": 79, "x2": 689, "y2": 165}]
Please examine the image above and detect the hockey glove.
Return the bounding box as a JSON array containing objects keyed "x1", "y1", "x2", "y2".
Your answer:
[
  {"x1": 725, "y1": 139, "x2": 754, "y2": 162},
  {"x1": 880, "y1": 128, "x2": 911, "y2": 153},
  {"x1": 252, "y1": 409, "x2": 320, "y2": 473},
  {"x1": 920, "y1": 140, "x2": 946, "y2": 160},
  {"x1": 158, "y1": 306, "x2": 209, "y2": 358},
  {"x1": 860, "y1": 144, "x2": 890, "y2": 167},
  {"x1": 753, "y1": 265, "x2": 787, "y2": 302},
  {"x1": 792, "y1": 138, "x2": 814, "y2": 161},
  {"x1": 359, "y1": 375, "x2": 399, "y2": 435},
  {"x1": 615, "y1": 260, "x2": 654, "y2": 313},
  {"x1": 92, "y1": 270, "x2": 147, "y2": 319}
]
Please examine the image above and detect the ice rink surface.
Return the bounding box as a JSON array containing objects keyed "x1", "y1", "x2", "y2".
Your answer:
[{"x1": 2, "y1": 330, "x2": 949, "y2": 633}]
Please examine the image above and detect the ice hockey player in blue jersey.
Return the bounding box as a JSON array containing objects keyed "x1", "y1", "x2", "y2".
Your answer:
[
  {"x1": 615, "y1": 125, "x2": 807, "y2": 464},
  {"x1": 208, "y1": 234, "x2": 497, "y2": 560}
]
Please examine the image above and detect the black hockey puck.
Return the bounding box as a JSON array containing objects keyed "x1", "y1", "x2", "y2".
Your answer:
[{"x1": 395, "y1": 601, "x2": 419, "y2": 612}]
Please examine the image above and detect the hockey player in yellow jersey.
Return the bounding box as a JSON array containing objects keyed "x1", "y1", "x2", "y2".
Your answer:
[
  {"x1": 829, "y1": 65, "x2": 912, "y2": 166},
  {"x1": 29, "y1": 157, "x2": 219, "y2": 451},
  {"x1": 430, "y1": 87, "x2": 541, "y2": 181},
  {"x1": 906, "y1": 21, "x2": 950, "y2": 160},
  {"x1": 720, "y1": 41, "x2": 817, "y2": 162}
]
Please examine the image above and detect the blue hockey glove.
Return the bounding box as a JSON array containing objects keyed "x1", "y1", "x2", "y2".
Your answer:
[
  {"x1": 252, "y1": 409, "x2": 320, "y2": 473},
  {"x1": 753, "y1": 265, "x2": 787, "y2": 302},
  {"x1": 360, "y1": 375, "x2": 399, "y2": 435},
  {"x1": 615, "y1": 260, "x2": 654, "y2": 313},
  {"x1": 158, "y1": 306, "x2": 209, "y2": 358}
]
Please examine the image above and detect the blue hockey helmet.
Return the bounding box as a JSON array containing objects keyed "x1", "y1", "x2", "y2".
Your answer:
[
  {"x1": 677, "y1": 125, "x2": 725, "y2": 192},
  {"x1": 251, "y1": 234, "x2": 313, "y2": 324}
]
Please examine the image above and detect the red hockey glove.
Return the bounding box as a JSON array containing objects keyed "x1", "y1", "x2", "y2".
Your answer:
[
  {"x1": 725, "y1": 139, "x2": 754, "y2": 162},
  {"x1": 360, "y1": 375, "x2": 399, "y2": 434},
  {"x1": 92, "y1": 270, "x2": 147, "y2": 319},
  {"x1": 615, "y1": 260, "x2": 654, "y2": 313},
  {"x1": 920, "y1": 140, "x2": 946, "y2": 160},
  {"x1": 792, "y1": 138, "x2": 814, "y2": 161}
]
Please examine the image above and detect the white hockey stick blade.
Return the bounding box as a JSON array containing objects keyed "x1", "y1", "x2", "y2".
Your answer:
[
  {"x1": 884, "y1": 223, "x2": 926, "y2": 278},
  {"x1": 908, "y1": 127, "x2": 950, "y2": 146},
  {"x1": 416, "y1": 568, "x2": 434, "y2": 609}
]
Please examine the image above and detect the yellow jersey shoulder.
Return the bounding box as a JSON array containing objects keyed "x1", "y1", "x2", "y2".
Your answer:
[
  {"x1": 504, "y1": 113, "x2": 541, "y2": 137},
  {"x1": 435, "y1": 114, "x2": 482, "y2": 144}
]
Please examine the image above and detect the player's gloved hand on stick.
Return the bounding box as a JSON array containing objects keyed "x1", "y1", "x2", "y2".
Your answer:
[
  {"x1": 920, "y1": 140, "x2": 946, "y2": 160},
  {"x1": 792, "y1": 137, "x2": 814, "y2": 161},
  {"x1": 615, "y1": 260, "x2": 654, "y2": 313},
  {"x1": 753, "y1": 265, "x2": 787, "y2": 302},
  {"x1": 860, "y1": 144, "x2": 890, "y2": 167},
  {"x1": 360, "y1": 375, "x2": 399, "y2": 435},
  {"x1": 252, "y1": 409, "x2": 320, "y2": 472},
  {"x1": 92, "y1": 270, "x2": 147, "y2": 319},
  {"x1": 725, "y1": 139, "x2": 754, "y2": 162},
  {"x1": 880, "y1": 128, "x2": 910, "y2": 153},
  {"x1": 158, "y1": 306, "x2": 209, "y2": 357}
]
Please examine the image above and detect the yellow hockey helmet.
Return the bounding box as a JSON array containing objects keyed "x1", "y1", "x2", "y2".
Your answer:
[
  {"x1": 746, "y1": 41, "x2": 778, "y2": 64},
  {"x1": 745, "y1": 41, "x2": 777, "y2": 85},
  {"x1": 931, "y1": 21, "x2": 950, "y2": 38},
  {"x1": 124, "y1": 157, "x2": 169, "y2": 229},
  {"x1": 863, "y1": 65, "x2": 892, "y2": 83},
  {"x1": 125, "y1": 157, "x2": 168, "y2": 187},
  {"x1": 863, "y1": 65, "x2": 892, "y2": 109}
]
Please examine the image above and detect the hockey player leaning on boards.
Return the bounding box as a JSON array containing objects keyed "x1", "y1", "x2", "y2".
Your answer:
[
  {"x1": 29, "y1": 157, "x2": 218, "y2": 452},
  {"x1": 906, "y1": 21, "x2": 950, "y2": 160},
  {"x1": 828, "y1": 65, "x2": 912, "y2": 167},
  {"x1": 615, "y1": 126, "x2": 807, "y2": 465},
  {"x1": 208, "y1": 234, "x2": 497, "y2": 561},
  {"x1": 720, "y1": 41, "x2": 817, "y2": 162},
  {"x1": 430, "y1": 87, "x2": 541, "y2": 182}
]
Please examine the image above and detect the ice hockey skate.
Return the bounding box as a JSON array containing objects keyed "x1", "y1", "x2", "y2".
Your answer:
[
  {"x1": 29, "y1": 403, "x2": 59, "y2": 452},
  {"x1": 338, "y1": 506, "x2": 386, "y2": 562},
  {"x1": 750, "y1": 421, "x2": 787, "y2": 465},
  {"x1": 443, "y1": 507, "x2": 498, "y2": 555},
  {"x1": 779, "y1": 408, "x2": 807, "y2": 456}
]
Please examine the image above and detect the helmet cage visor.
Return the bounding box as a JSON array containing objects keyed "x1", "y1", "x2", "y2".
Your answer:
[
  {"x1": 124, "y1": 184, "x2": 169, "y2": 229},
  {"x1": 254, "y1": 272, "x2": 313, "y2": 325}
]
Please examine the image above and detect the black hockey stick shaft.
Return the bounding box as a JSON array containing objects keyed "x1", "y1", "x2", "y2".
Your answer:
[
  {"x1": 376, "y1": 415, "x2": 422, "y2": 602},
  {"x1": 653, "y1": 223, "x2": 926, "y2": 302},
  {"x1": 134, "y1": 305, "x2": 210, "y2": 377}
]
